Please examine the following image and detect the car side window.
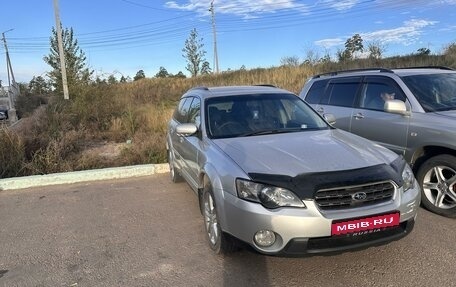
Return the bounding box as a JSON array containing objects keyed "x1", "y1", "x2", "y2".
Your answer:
[
  {"x1": 305, "y1": 79, "x2": 329, "y2": 104},
  {"x1": 324, "y1": 77, "x2": 361, "y2": 107},
  {"x1": 173, "y1": 97, "x2": 193, "y2": 123},
  {"x1": 361, "y1": 77, "x2": 406, "y2": 111}
]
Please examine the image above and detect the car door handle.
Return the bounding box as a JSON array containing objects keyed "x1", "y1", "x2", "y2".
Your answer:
[
  {"x1": 353, "y1": 113, "x2": 365, "y2": 120},
  {"x1": 317, "y1": 107, "x2": 324, "y2": 113}
]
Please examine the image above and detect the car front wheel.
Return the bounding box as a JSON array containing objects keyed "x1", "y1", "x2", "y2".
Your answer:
[
  {"x1": 202, "y1": 180, "x2": 238, "y2": 254},
  {"x1": 417, "y1": 154, "x2": 456, "y2": 218}
]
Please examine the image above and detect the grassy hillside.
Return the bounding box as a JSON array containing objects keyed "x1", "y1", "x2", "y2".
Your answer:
[{"x1": 1, "y1": 52, "x2": 456, "y2": 178}]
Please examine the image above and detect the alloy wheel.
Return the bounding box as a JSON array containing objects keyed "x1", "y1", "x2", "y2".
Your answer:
[
  {"x1": 203, "y1": 192, "x2": 219, "y2": 246},
  {"x1": 422, "y1": 165, "x2": 456, "y2": 209},
  {"x1": 168, "y1": 149, "x2": 176, "y2": 179}
]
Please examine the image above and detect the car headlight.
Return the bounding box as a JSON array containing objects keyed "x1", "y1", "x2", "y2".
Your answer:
[
  {"x1": 402, "y1": 164, "x2": 415, "y2": 192},
  {"x1": 236, "y1": 179, "x2": 306, "y2": 209}
]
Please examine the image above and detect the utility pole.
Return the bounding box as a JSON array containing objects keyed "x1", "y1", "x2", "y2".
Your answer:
[
  {"x1": 209, "y1": 0, "x2": 219, "y2": 74},
  {"x1": 2, "y1": 29, "x2": 15, "y2": 89},
  {"x1": 53, "y1": 0, "x2": 70, "y2": 100},
  {"x1": 2, "y1": 29, "x2": 18, "y2": 122}
]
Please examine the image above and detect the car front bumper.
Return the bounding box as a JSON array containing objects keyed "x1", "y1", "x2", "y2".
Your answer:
[{"x1": 220, "y1": 182, "x2": 420, "y2": 255}]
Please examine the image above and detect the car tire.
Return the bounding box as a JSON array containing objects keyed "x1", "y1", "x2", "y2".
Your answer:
[
  {"x1": 167, "y1": 148, "x2": 183, "y2": 183},
  {"x1": 417, "y1": 154, "x2": 456, "y2": 218},
  {"x1": 202, "y1": 179, "x2": 238, "y2": 254}
]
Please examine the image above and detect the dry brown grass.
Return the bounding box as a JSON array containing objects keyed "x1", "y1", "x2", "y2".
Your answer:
[
  {"x1": 4, "y1": 52, "x2": 456, "y2": 178},
  {"x1": 0, "y1": 125, "x2": 26, "y2": 178}
]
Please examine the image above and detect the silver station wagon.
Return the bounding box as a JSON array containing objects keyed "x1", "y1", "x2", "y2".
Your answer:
[{"x1": 166, "y1": 85, "x2": 420, "y2": 255}]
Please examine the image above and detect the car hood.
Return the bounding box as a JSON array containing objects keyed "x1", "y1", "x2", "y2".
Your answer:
[
  {"x1": 213, "y1": 129, "x2": 397, "y2": 177},
  {"x1": 434, "y1": 110, "x2": 456, "y2": 119}
]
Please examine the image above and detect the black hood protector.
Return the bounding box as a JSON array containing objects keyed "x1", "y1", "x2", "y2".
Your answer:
[{"x1": 248, "y1": 157, "x2": 406, "y2": 199}]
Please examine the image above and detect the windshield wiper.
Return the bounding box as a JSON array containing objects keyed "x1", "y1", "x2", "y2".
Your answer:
[{"x1": 241, "y1": 128, "x2": 303, "y2": 137}]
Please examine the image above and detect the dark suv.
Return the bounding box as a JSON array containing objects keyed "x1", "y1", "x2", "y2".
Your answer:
[
  {"x1": 0, "y1": 107, "x2": 8, "y2": 121},
  {"x1": 300, "y1": 67, "x2": 456, "y2": 218}
]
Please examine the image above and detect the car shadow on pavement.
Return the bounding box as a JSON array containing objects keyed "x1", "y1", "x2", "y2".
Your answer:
[{"x1": 222, "y1": 247, "x2": 271, "y2": 287}]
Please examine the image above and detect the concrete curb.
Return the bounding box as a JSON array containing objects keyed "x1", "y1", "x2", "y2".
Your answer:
[{"x1": 0, "y1": 164, "x2": 170, "y2": 191}]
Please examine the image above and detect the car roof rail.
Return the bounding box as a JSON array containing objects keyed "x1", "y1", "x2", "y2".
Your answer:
[
  {"x1": 312, "y1": 68, "x2": 394, "y2": 79},
  {"x1": 254, "y1": 84, "x2": 278, "y2": 88},
  {"x1": 189, "y1": 86, "x2": 209, "y2": 91},
  {"x1": 393, "y1": 66, "x2": 455, "y2": 71}
]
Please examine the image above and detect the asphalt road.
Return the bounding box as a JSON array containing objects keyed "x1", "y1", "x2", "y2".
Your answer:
[{"x1": 0, "y1": 173, "x2": 454, "y2": 287}]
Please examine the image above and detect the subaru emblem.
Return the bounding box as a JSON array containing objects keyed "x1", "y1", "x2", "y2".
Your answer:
[{"x1": 352, "y1": 192, "x2": 367, "y2": 201}]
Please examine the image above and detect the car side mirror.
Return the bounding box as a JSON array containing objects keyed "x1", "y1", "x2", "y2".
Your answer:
[
  {"x1": 176, "y1": 123, "x2": 198, "y2": 136},
  {"x1": 384, "y1": 100, "x2": 409, "y2": 116},
  {"x1": 323, "y1": 113, "x2": 336, "y2": 125}
]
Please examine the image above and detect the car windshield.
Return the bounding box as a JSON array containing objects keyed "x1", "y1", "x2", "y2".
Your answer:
[
  {"x1": 205, "y1": 93, "x2": 329, "y2": 139},
  {"x1": 401, "y1": 73, "x2": 456, "y2": 112}
]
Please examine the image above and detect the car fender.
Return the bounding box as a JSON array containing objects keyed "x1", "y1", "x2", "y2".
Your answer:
[
  {"x1": 405, "y1": 120, "x2": 456, "y2": 166},
  {"x1": 201, "y1": 162, "x2": 230, "y2": 229}
]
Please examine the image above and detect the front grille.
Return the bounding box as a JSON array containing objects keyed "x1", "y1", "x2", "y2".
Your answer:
[{"x1": 315, "y1": 181, "x2": 395, "y2": 210}]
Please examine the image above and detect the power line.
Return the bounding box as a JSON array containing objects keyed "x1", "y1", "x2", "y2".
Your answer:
[
  {"x1": 3, "y1": 0, "x2": 430, "y2": 53},
  {"x1": 119, "y1": 0, "x2": 191, "y2": 12}
]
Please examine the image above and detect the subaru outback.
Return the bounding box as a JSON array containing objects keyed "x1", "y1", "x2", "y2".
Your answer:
[
  {"x1": 167, "y1": 85, "x2": 420, "y2": 255},
  {"x1": 300, "y1": 67, "x2": 456, "y2": 218}
]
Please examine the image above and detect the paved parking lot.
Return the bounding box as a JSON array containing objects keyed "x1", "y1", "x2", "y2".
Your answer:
[{"x1": 0, "y1": 173, "x2": 455, "y2": 287}]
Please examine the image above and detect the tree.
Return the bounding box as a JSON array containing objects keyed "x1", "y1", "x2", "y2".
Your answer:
[
  {"x1": 337, "y1": 49, "x2": 352, "y2": 62},
  {"x1": 133, "y1": 70, "x2": 146, "y2": 81},
  {"x1": 155, "y1": 66, "x2": 170, "y2": 78},
  {"x1": 367, "y1": 41, "x2": 386, "y2": 59},
  {"x1": 341, "y1": 33, "x2": 364, "y2": 61},
  {"x1": 303, "y1": 48, "x2": 320, "y2": 66},
  {"x1": 444, "y1": 42, "x2": 456, "y2": 56},
  {"x1": 107, "y1": 75, "x2": 118, "y2": 84},
  {"x1": 107, "y1": 75, "x2": 117, "y2": 84},
  {"x1": 280, "y1": 56, "x2": 300, "y2": 67},
  {"x1": 182, "y1": 28, "x2": 208, "y2": 77},
  {"x1": 120, "y1": 76, "x2": 127, "y2": 83},
  {"x1": 172, "y1": 71, "x2": 186, "y2": 79},
  {"x1": 318, "y1": 52, "x2": 332, "y2": 64},
  {"x1": 43, "y1": 25, "x2": 92, "y2": 96},
  {"x1": 28, "y1": 76, "x2": 51, "y2": 95},
  {"x1": 95, "y1": 76, "x2": 107, "y2": 85},
  {"x1": 201, "y1": 61, "x2": 212, "y2": 75}
]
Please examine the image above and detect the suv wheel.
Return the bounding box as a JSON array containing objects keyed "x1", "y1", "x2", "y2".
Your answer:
[
  {"x1": 417, "y1": 154, "x2": 456, "y2": 218},
  {"x1": 167, "y1": 148, "x2": 183, "y2": 183},
  {"x1": 202, "y1": 180, "x2": 238, "y2": 254}
]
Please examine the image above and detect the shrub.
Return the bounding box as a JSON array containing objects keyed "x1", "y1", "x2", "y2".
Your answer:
[
  {"x1": 118, "y1": 131, "x2": 167, "y2": 165},
  {"x1": 15, "y1": 93, "x2": 48, "y2": 119},
  {"x1": 0, "y1": 126, "x2": 26, "y2": 178},
  {"x1": 4, "y1": 51, "x2": 456, "y2": 179}
]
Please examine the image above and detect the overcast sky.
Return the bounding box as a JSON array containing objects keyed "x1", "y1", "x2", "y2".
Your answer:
[{"x1": 0, "y1": 0, "x2": 454, "y2": 84}]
